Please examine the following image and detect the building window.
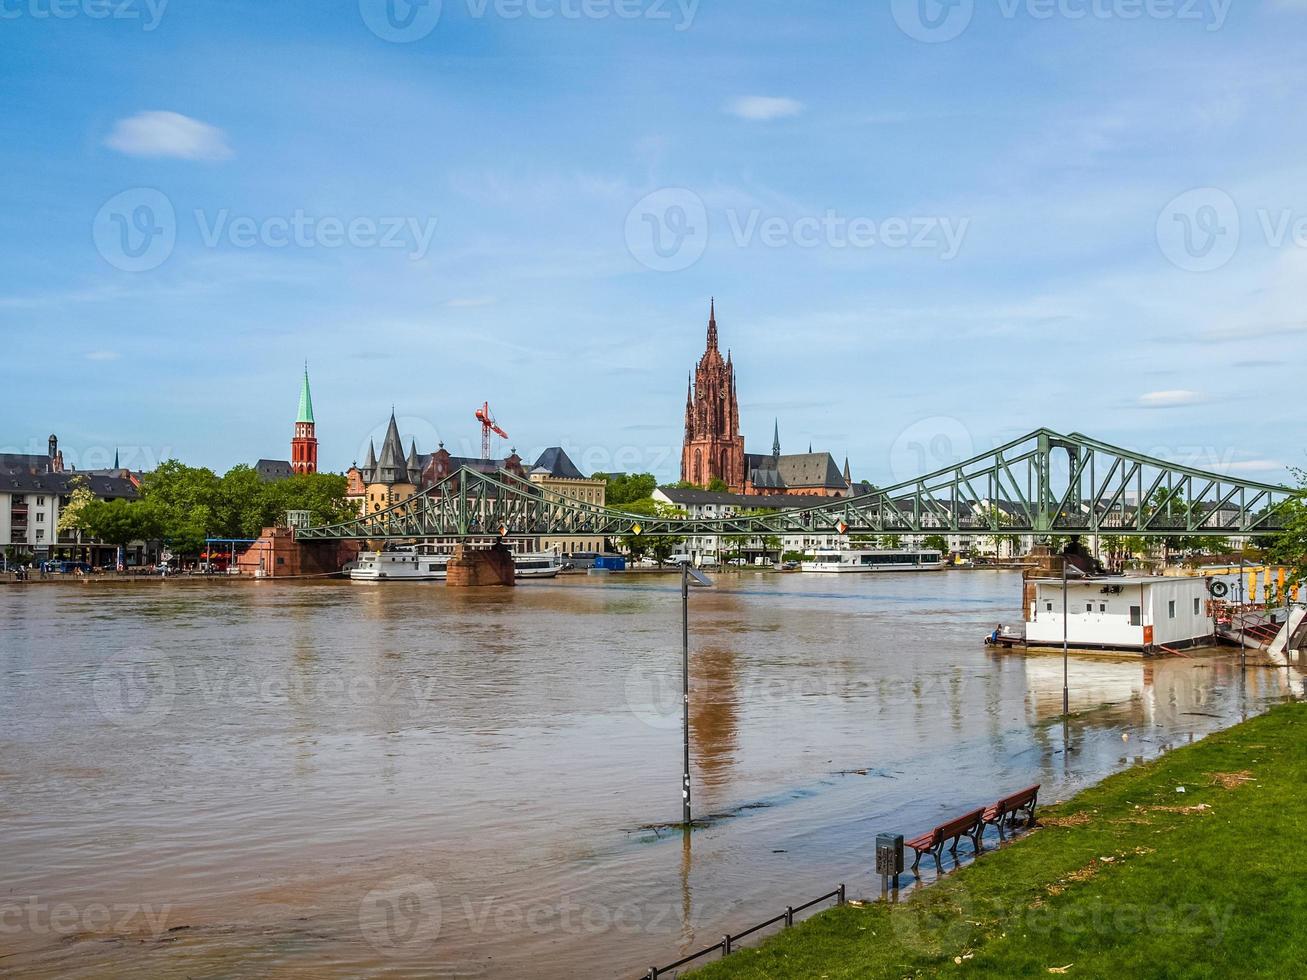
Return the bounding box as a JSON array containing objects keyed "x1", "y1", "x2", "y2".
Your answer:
[
  {"x1": 1085, "y1": 602, "x2": 1093, "y2": 613},
  {"x1": 1168, "y1": 600, "x2": 1176, "y2": 620},
  {"x1": 35, "y1": 513, "x2": 45, "y2": 522},
  {"x1": 1130, "y1": 606, "x2": 1142, "y2": 626},
  {"x1": 1100, "y1": 603, "x2": 1107, "y2": 613},
  {"x1": 1046, "y1": 602, "x2": 1053, "y2": 613},
  {"x1": 1194, "y1": 597, "x2": 1202, "y2": 615}
]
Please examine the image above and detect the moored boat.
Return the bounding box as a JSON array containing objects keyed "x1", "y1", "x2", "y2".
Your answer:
[
  {"x1": 350, "y1": 546, "x2": 448, "y2": 582},
  {"x1": 801, "y1": 548, "x2": 946, "y2": 573}
]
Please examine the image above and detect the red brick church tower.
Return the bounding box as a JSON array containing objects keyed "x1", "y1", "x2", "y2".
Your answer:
[
  {"x1": 290, "y1": 366, "x2": 318, "y2": 475},
  {"x1": 681, "y1": 299, "x2": 746, "y2": 491}
]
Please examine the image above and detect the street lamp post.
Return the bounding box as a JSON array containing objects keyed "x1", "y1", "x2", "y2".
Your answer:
[{"x1": 1062, "y1": 555, "x2": 1070, "y2": 718}]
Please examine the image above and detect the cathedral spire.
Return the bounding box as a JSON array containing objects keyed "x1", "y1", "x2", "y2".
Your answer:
[
  {"x1": 843, "y1": 456, "x2": 852, "y2": 485},
  {"x1": 706, "y1": 297, "x2": 718, "y2": 351},
  {"x1": 772, "y1": 419, "x2": 781, "y2": 458}
]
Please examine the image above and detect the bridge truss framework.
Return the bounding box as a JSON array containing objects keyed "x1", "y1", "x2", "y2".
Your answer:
[{"x1": 296, "y1": 429, "x2": 1296, "y2": 542}]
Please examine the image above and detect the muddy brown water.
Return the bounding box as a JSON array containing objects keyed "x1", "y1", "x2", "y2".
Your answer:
[{"x1": 0, "y1": 572, "x2": 1300, "y2": 977}]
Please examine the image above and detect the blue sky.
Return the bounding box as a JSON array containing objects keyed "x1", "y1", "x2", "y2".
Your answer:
[{"x1": 2, "y1": 0, "x2": 1306, "y2": 486}]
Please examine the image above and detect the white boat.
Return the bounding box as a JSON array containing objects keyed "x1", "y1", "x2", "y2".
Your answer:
[
  {"x1": 350, "y1": 547, "x2": 448, "y2": 582},
  {"x1": 350, "y1": 548, "x2": 562, "y2": 582},
  {"x1": 801, "y1": 548, "x2": 946, "y2": 573},
  {"x1": 514, "y1": 552, "x2": 563, "y2": 579}
]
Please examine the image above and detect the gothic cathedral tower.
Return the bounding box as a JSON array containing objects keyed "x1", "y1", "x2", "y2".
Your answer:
[
  {"x1": 291, "y1": 366, "x2": 318, "y2": 474},
  {"x1": 681, "y1": 300, "x2": 746, "y2": 492}
]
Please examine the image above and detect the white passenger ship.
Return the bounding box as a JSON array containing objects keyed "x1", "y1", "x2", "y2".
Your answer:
[
  {"x1": 801, "y1": 548, "x2": 946, "y2": 573},
  {"x1": 349, "y1": 546, "x2": 448, "y2": 581},
  {"x1": 349, "y1": 547, "x2": 563, "y2": 582}
]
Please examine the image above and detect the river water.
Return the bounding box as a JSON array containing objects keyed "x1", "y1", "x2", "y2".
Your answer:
[{"x1": 0, "y1": 571, "x2": 1301, "y2": 978}]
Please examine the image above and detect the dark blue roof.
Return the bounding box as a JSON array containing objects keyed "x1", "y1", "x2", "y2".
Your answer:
[{"x1": 532, "y1": 447, "x2": 585, "y2": 480}]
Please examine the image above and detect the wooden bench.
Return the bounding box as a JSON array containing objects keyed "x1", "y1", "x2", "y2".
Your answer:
[
  {"x1": 982, "y1": 784, "x2": 1039, "y2": 838},
  {"x1": 905, "y1": 807, "x2": 985, "y2": 874}
]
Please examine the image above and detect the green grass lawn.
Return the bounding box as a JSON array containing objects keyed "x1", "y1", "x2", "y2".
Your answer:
[{"x1": 695, "y1": 703, "x2": 1307, "y2": 979}]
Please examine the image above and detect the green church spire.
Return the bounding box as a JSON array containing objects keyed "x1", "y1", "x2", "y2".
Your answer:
[{"x1": 297, "y1": 364, "x2": 315, "y2": 424}]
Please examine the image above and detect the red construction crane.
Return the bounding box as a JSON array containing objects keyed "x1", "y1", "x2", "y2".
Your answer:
[{"x1": 475, "y1": 402, "x2": 508, "y2": 459}]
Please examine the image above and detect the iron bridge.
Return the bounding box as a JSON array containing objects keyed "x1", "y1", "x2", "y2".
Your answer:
[{"x1": 296, "y1": 429, "x2": 1296, "y2": 542}]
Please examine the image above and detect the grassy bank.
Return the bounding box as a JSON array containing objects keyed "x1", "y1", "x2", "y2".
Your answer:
[{"x1": 697, "y1": 702, "x2": 1307, "y2": 979}]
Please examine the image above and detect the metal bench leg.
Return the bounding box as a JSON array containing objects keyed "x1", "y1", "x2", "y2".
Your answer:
[
  {"x1": 933, "y1": 844, "x2": 944, "y2": 872},
  {"x1": 911, "y1": 849, "x2": 922, "y2": 875}
]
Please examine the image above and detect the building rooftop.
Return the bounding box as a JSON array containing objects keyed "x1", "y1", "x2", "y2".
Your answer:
[
  {"x1": 0, "y1": 471, "x2": 137, "y2": 498},
  {"x1": 532, "y1": 447, "x2": 586, "y2": 480},
  {"x1": 254, "y1": 459, "x2": 294, "y2": 482},
  {"x1": 656, "y1": 487, "x2": 835, "y2": 510}
]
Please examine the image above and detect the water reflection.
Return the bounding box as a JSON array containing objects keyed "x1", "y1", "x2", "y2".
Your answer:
[{"x1": 0, "y1": 573, "x2": 1301, "y2": 979}]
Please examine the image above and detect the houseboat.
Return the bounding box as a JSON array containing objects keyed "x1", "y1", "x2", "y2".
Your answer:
[
  {"x1": 1021, "y1": 575, "x2": 1217, "y2": 655},
  {"x1": 801, "y1": 548, "x2": 946, "y2": 573}
]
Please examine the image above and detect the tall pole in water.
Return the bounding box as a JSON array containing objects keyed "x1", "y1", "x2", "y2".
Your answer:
[
  {"x1": 682, "y1": 560, "x2": 692, "y2": 827},
  {"x1": 1239, "y1": 555, "x2": 1246, "y2": 671},
  {"x1": 1062, "y1": 554, "x2": 1070, "y2": 718}
]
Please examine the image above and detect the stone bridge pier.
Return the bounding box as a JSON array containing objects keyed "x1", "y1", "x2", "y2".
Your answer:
[{"x1": 445, "y1": 543, "x2": 516, "y2": 587}]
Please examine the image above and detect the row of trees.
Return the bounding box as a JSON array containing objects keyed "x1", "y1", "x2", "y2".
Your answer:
[{"x1": 59, "y1": 462, "x2": 354, "y2": 555}]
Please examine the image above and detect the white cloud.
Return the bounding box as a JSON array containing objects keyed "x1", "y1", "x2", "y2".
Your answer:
[
  {"x1": 105, "y1": 111, "x2": 232, "y2": 161},
  {"x1": 1218, "y1": 459, "x2": 1287, "y2": 473},
  {"x1": 726, "y1": 96, "x2": 804, "y2": 122},
  {"x1": 85, "y1": 350, "x2": 120, "y2": 361},
  {"x1": 1138, "y1": 389, "x2": 1204, "y2": 408}
]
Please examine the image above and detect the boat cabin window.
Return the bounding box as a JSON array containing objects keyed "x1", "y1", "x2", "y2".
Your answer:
[
  {"x1": 1168, "y1": 600, "x2": 1176, "y2": 619},
  {"x1": 1194, "y1": 598, "x2": 1202, "y2": 615},
  {"x1": 1129, "y1": 606, "x2": 1142, "y2": 626}
]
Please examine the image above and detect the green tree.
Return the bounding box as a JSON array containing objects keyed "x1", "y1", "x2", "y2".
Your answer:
[
  {"x1": 56, "y1": 475, "x2": 98, "y2": 536},
  {"x1": 923, "y1": 534, "x2": 949, "y2": 554},
  {"x1": 1270, "y1": 467, "x2": 1307, "y2": 587},
  {"x1": 77, "y1": 497, "x2": 163, "y2": 551},
  {"x1": 137, "y1": 460, "x2": 222, "y2": 553},
  {"x1": 594, "y1": 472, "x2": 657, "y2": 506}
]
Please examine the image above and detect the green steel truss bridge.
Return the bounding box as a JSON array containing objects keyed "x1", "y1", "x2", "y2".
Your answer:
[{"x1": 296, "y1": 429, "x2": 1296, "y2": 542}]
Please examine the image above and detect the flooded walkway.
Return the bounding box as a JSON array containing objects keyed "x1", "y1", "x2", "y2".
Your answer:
[{"x1": 0, "y1": 572, "x2": 1300, "y2": 977}]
